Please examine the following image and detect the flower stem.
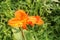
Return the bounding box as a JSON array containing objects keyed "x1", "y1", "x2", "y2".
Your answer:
[{"x1": 19, "y1": 27, "x2": 25, "y2": 40}]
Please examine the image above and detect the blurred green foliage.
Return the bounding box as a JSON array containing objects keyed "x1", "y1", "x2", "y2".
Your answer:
[{"x1": 0, "y1": 0, "x2": 60, "y2": 40}]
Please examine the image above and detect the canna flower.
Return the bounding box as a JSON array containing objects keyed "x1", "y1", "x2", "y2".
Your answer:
[{"x1": 8, "y1": 10, "x2": 44, "y2": 29}]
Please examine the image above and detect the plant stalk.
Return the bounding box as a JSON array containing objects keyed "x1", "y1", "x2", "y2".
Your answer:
[{"x1": 19, "y1": 27, "x2": 25, "y2": 40}]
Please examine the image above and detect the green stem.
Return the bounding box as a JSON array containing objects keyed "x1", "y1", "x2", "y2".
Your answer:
[{"x1": 19, "y1": 27, "x2": 25, "y2": 40}]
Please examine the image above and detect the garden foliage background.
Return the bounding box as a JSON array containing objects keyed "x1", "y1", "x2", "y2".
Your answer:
[{"x1": 0, "y1": 0, "x2": 60, "y2": 40}]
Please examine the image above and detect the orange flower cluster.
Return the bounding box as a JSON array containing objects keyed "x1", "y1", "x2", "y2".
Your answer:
[{"x1": 8, "y1": 10, "x2": 44, "y2": 29}]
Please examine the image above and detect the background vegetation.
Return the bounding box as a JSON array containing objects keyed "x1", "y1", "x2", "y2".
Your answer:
[{"x1": 0, "y1": 0, "x2": 60, "y2": 40}]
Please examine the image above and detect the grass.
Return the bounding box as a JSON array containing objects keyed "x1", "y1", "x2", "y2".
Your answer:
[{"x1": 0, "y1": 0, "x2": 60, "y2": 40}]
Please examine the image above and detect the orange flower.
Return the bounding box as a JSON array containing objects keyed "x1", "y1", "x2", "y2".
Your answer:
[{"x1": 8, "y1": 10, "x2": 44, "y2": 29}]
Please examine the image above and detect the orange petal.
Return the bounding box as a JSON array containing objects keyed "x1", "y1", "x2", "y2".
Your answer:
[
  {"x1": 8, "y1": 18, "x2": 23, "y2": 27},
  {"x1": 27, "y1": 16, "x2": 36, "y2": 26},
  {"x1": 36, "y1": 19, "x2": 44, "y2": 25},
  {"x1": 35, "y1": 16, "x2": 40, "y2": 20},
  {"x1": 15, "y1": 10, "x2": 28, "y2": 20},
  {"x1": 28, "y1": 16, "x2": 36, "y2": 24},
  {"x1": 35, "y1": 16, "x2": 44, "y2": 25},
  {"x1": 27, "y1": 16, "x2": 44, "y2": 26}
]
